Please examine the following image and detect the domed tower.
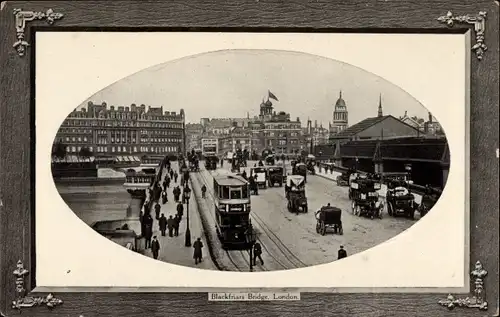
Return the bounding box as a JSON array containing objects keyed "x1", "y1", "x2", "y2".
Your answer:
[
  {"x1": 331, "y1": 90, "x2": 348, "y2": 134},
  {"x1": 259, "y1": 98, "x2": 274, "y2": 120}
]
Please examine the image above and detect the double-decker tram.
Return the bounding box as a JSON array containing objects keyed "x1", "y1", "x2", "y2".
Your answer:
[{"x1": 213, "y1": 174, "x2": 251, "y2": 250}]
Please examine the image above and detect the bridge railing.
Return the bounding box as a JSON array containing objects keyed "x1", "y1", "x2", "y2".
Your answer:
[{"x1": 316, "y1": 162, "x2": 443, "y2": 196}]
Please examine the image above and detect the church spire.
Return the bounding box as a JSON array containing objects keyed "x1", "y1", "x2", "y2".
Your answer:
[
  {"x1": 340, "y1": 90, "x2": 342, "y2": 99},
  {"x1": 378, "y1": 93, "x2": 383, "y2": 117}
]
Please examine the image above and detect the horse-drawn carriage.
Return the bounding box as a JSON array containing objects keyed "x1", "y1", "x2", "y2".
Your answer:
[
  {"x1": 285, "y1": 175, "x2": 308, "y2": 213},
  {"x1": 385, "y1": 178, "x2": 418, "y2": 219},
  {"x1": 189, "y1": 158, "x2": 200, "y2": 172},
  {"x1": 267, "y1": 166, "x2": 284, "y2": 187},
  {"x1": 292, "y1": 162, "x2": 308, "y2": 183},
  {"x1": 315, "y1": 205, "x2": 343, "y2": 235},
  {"x1": 250, "y1": 167, "x2": 268, "y2": 189},
  {"x1": 336, "y1": 168, "x2": 356, "y2": 186},
  {"x1": 306, "y1": 154, "x2": 316, "y2": 175},
  {"x1": 205, "y1": 155, "x2": 218, "y2": 171},
  {"x1": 349, "y1": 176, "x2": 383, "y2": 219}
]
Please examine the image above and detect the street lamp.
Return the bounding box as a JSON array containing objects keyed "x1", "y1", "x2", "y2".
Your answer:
[
  {"x1": 245, "y1": 225, "x2": 257, "y2": 272},
  {"x1": 184, "y1": 186, "x2": 192, "y2": 247},
  {"x1": 404, "y1": 163, "x2": 412, "y2": 183}
]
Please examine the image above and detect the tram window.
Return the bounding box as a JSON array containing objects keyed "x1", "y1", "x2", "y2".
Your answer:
[
  {"x1": 222, "y1": 186, "x2": 230, "y2": 199},
  {"x1": 242, "y1": 185, "x2": 249, "y2": 198},
  {"x1": 230, "y1": 189, "x2": 241, "y2": 199}
]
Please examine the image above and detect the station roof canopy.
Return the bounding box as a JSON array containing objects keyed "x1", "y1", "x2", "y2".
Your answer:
[
  {"x1": 213, "y1": 174, "x2": 248, "y2": 186},
  {"x1": 334, "y1": 116, "x2": 391, "y2": 138},
  {"x1": 52, "y1": 155, "x2": 95, "y2": 163},
  {"x1": 115, "y1": 155, "x2": 141, "y2": 162}
]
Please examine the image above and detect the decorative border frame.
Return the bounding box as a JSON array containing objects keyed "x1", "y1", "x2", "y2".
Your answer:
[{"x1": 0, "y1": 1, "x2": 498, "y2": 317}]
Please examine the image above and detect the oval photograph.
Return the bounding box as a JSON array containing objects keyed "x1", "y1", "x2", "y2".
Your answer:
[{"x1": 51, "y1": 50, "x2": 449, "y2": 272}]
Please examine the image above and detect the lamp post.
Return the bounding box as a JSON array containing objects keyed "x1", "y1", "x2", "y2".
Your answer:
[
  {"x1": 184, "y1": 186, "x2": 192, "y2": 247},
  {"x1": 245, "y1": 226, "x2": 257, "y2": 272},
  {"x1": 404, "y1": 163, "x2": 412, "y2": 184}
]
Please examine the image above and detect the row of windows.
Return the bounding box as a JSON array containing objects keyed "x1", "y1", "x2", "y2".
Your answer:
[
  {"x1": 66, "y1": 145, "x2": 179, "y2": 154},
  {"x1": 62, "y1": 119, "x2": 182, "y2": 129},
  {"x1": 65, "y1": 136, "x2": 181, "y2": 145}
]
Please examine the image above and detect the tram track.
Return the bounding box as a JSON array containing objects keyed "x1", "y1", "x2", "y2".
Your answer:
[
  {"x1": 196, "y1": 169, "x2": 269, "y2": 272},
  {"x1": 200, "y1": 166, "x2": 305, "y2": 271}
]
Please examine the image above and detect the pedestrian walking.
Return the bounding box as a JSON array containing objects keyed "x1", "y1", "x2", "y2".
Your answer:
[
  {"x1": 338, "y1": 245, "x2": 347, "y2": 260},
  {"x1": 193, "y1": 238, "x2": 204, "y2": 265},
  {"x1": 167, "y1": 215, "x2": 174, "y2": 237},
  {"x1": 253, "y1": 242, "x2": 264, "y2": 265},
  {"x1": 161, "y1": 190, "x2": 168, "y2": 204},
  {"x1": 174, "y1": 171, "x2": 178, "y2": 183},
  {"x1": 176, "y1": 202, "x2": 184, "y2": 219},
  {"x1": 220, "y1": 158, "x2": 224, "y2": 168},
  {"x1": 151, "y1": 236, "x2": 160, "y2": 260},
  {"x1": 170, "y1": 169, "x2": 174, "y2": 180},
  {"x1": 173, "y1": 215, "x2": 180, "y2": 236},
  {"x1": 201, "y1": 184, "x2": 207, "y2": 199},
  {"x1": 166, "y1": 176, "x2": 171, "y2": 189},
  {"x1": 159, "y1": 214, "x2": 167, "y2": 236},
  {"x1": 144, "y1": 218, "x2": 153, "y2": 249},
  {"x1": 154, "y1": 203, "x2": 161, "y2": 220},
  {"x1": 173, "y1": 186, "x2": 181, "y2": 202}
]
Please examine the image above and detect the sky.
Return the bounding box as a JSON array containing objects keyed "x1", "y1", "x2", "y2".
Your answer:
[{"x1": 78, "y1": 49, "x2": 431, "y2": 126}]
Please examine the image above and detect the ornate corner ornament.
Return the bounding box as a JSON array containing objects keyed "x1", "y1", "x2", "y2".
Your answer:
[
  {"x1": 438, "y1": 11, "x2": 487, "y2": 60},
  {"x1": 438, "y1": 261, "x2": 488, "y2": 311},
  {"x1": 12, "y1": 8, "x2": 64, "y2": 57},
  {"x1": 12, "y1": 260, "x2": 63, "y2": 311}
]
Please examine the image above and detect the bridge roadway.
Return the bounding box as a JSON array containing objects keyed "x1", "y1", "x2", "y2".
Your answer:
[{"x1": 191, "y1": 160, "x2": 418, "y2": 272}]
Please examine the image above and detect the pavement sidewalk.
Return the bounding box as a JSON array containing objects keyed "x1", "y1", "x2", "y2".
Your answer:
[{"x1": 141, "y1": 164, "x2": 216, "y2": 270}]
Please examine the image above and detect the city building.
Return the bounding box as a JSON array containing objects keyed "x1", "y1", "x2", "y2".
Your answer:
[
  {"x1": 423, "y1": 112, "x2": 444, "y2": 136},
  {"x1": 248, "y1": 99, "x2": 303, "y2": 155},
  {"x1": 218, "y1": 125, "x2": 252, "y2": 154},
  {"x1": 54, "y1": 101, "x2": 185, "y2": 162},
  {"x1": 304, "y1": 119, "x2": 330, "y2": 150},
  {"x1": 200, "y1": 117, "x2": 251, "y2": 135},
  {"x1": 185, "y1": 123, "x2": 203, "y2": 151},
  {"x1": 329, "y1": 90, "x2": 349, "y2": 135}
]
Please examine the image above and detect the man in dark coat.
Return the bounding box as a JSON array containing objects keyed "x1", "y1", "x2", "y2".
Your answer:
[
  {"x1": 167, "y1": 215, "x2": 174, "y2": 237},
  {"x1": 201, "y1": 184, "x2": 207, "y2": 198},
  {"x1": 158, "y1": 213, "x2": 167, "y2": 236},
  {"x1": 176, "y1": 202, "x2": 184, "y2": 219},
  {"x1": 173, "y1": 186, "x2": 181, "y2": 202},
  {"x1": 154, "y1": 203, "x2": 161, "y2": 220},
  {"x1": 253, "y1": 242, "x2": 264, "y2": 265},
  {"x1": 144, "y1": 215, "x2": 153, "y2": 249},
  {"x1": 174, "y1": 171, "x2": 178, "y2": 183},
  {"x1": 151, "y1": 236, "x2": 160, "y2": 260},
  {"x1": 165, "y1": 176, "x2": 171, "y2": 189},
  {"x1": 173, "y1": 215, "x2": 180, "y2": 236},
  {"x1": 170, "y1": 169, "x2": 174, "y2": 180},
  {"x1": 338, "y1": 245, "x2": 347, "y2": 260},
  {"x1": 193, "y1": 238, "x2": 203, "y2": 264}
]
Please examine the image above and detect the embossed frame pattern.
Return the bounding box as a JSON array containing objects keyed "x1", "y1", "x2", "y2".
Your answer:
[{"x1": 0, "y1": 1, "x2": 498, "y2": 317}]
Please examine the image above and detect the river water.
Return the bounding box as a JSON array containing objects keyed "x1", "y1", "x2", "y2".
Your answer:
[{"x1": 55, "y1": 183, "x2": 131, "y2": 225}]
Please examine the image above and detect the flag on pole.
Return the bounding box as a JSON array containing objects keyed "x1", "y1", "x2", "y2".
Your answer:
[{"x1": 268, "y1": 90, "x2": 279, "y2": 101}]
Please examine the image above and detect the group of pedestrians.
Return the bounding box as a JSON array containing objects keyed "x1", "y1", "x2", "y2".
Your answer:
[{"x1": 140, "y1": 158, "x2": 205, "y2": 264}]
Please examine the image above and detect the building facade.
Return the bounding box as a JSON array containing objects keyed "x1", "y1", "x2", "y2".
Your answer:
[
  {"x1": 249, "y1": 99, "x2": 303, "y2": 155},
  {"x1": 304, "y1": 119, "x2": 329, "y2": 149},
  {"x1": 54, "y1": 101, "x2": 185, "y2": 158},
  {"x1": 218, "y1": 127, "x2": 252, "y2": 154},
  {"x1": 185, "y1": 123, "x2": 203, "y2": 151}
]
